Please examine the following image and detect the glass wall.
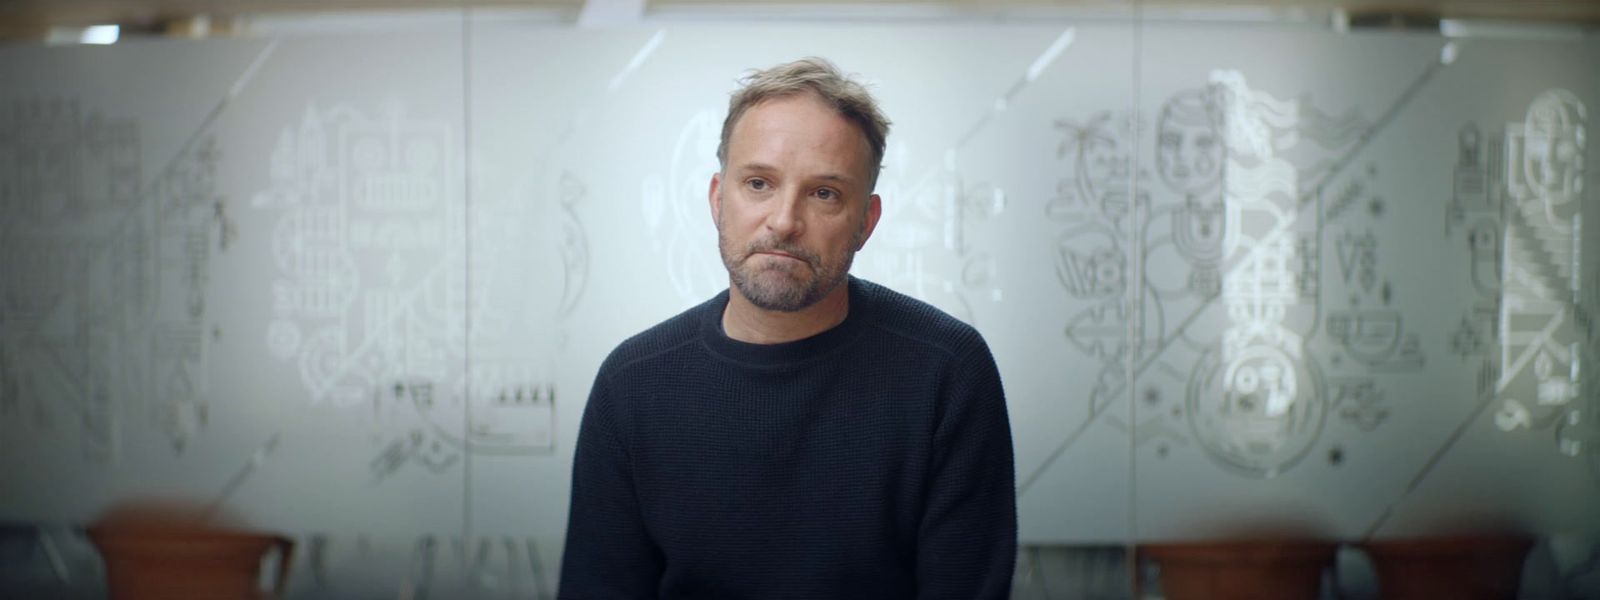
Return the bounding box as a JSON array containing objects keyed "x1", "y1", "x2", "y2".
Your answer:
[{"x1": 1, "y1": 8, "x2": 1596, "y2": 598}]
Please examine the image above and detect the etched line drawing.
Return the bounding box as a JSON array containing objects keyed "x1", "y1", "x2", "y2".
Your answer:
[
  {"x1": 1446, "y1": 124, "x2": 1503, "y2": 235},
  {"x1": 526, "y1": 538, "x2": 552, "y2": 600},
  {"x1": 1051, "y1": 112, "x2": 1147, "y2": 227},
  {"x1": 253, "y1": 97, "x2": 574, "y2": 470},
  {"x1": 1364, "y1": 80, "x2": 1591, "y2": 538},
  {"x1": 1493, "y1": 90, "x2": 1586, "y2": 445},
  {"x1": 1023, "y1": 45, "x2": 1450, "y2": 493},
  {"x1": 1055, "y1": 223, "x2": 1124, "y2": 298},
  {"x1": 1443, "y1": 121, "x2": 1506, "y2": 373},
  {"x1": 0, "y1": 88, "x2": 247, "y2": 458},
  {"x1": 1323, "y1": 165, "x2": 1379, "y2": 223},
  {"x1": 1326, "y1": 309, "x2": 1425, "y2": 371},
  {"x1": 1449, "y1": 315, "x2": 1490, "y2": 358},
  {"x1": 1335, "y1": 230, "x2": 1377, "y2": 291},
  {"x1": 1186, "y1": 343, "x2": 1326, "y2": 477},
  {"x1": 642, "y1": 109, "x2": 725, "y2": 305},
  {"x1": 1329, "y1": 378, "x2": 1388, "y2": 432}
]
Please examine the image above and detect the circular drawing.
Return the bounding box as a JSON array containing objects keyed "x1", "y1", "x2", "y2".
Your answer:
[{"x1": 1187, "y1": 343, "x2": 1326, "y2": 477}]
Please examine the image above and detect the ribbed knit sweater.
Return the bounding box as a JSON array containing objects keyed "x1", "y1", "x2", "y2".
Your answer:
[{"x1": 558, "y1": 277, "x2": 1016, "y2": 599}]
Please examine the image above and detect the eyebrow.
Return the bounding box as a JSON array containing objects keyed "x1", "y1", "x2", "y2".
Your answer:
[{"x1": 735, "y1": 162, "x2": 857, "y2": 185}]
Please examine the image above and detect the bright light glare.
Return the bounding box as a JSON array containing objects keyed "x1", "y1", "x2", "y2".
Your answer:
[
  {"x1": 81, "y1": 25, "x2": 119, "y2": 45},
  {"x1": 1025, "y1": 29, "x2": 1075, "y2": 83}
]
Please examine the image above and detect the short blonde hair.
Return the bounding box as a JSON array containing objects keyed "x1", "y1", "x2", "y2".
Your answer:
[{"x1": 717, "y1": 57, "x2": 892, "y2": 190}]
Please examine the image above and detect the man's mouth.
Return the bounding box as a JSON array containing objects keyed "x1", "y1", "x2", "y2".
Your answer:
[{"x1": 755, "y1": 250, "x2": 802, "y2": 261}]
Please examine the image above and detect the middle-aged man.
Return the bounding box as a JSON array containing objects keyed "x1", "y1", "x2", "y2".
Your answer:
[{"x1": 559, "y1": 57, "x2": 1016, "y2": 599}]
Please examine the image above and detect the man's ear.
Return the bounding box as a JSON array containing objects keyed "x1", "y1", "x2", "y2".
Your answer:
[
  {"x1": 708, "y1": 172, "x2": 723, "y2": 224},
  {"x1": 856, "y1": 193, "x2": 883, "y2": 251}
]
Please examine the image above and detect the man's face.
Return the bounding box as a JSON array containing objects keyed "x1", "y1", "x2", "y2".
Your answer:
[{"x1": 710, "y1": 93, "x2": 882, "y2": 312}]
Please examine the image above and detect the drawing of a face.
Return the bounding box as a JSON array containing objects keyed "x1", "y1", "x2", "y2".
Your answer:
[
  {"x1": 1520, "y1": 91, "x2": 1585, "y2": 200},
  {"x1": 1082, "y1": 137, "x2": 1126, "y2": 188},
  {"x1": 1157, "y1": 89, "x2": 1225, "y2": 195}
]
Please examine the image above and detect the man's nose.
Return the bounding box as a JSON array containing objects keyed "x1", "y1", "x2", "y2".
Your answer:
[{"x1": 765, "y1": 188, "x2": 805, "y2": 238}]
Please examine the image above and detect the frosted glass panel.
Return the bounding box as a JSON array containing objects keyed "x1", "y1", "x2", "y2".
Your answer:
[
  {"x1": 460, "y1": 22, "x2": 1138, "y2": 547},
  {"x1": 220, "y1": 33, "x2": 471, "y2": 536},
  {"x1": 1124, "y1": 28, "x2": 1600, "y2": 539},
  {"x1": 1, "y1": 13, "x2": 1597, "y2": 598},
  {"x1": 0, "y1": 31, "x2": 470, "y2": 536}
]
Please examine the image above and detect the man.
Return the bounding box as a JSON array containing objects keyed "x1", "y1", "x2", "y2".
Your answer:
[{"x1": 559, "y1": 57, "x2": 1015, "y2": 599}]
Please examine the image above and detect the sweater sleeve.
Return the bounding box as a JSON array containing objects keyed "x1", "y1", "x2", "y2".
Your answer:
[
  {"x1": 916, "y1": 336, "x2": 1017, "y2": 600},
  {"x1": 558, "y1": 373, "x2": 664, "y2": 599}
]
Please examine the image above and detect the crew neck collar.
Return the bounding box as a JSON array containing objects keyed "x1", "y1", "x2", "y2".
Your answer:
[{"x1": 701, "y1": 277, "x2": 869, "y2": 368}]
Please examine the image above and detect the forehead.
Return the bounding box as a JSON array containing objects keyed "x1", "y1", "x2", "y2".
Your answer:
[
  {"x1": 726, "y1": 93, "x2": 872, "y2": 174},
  {"x1": 1160, "y1": 113, "x2": 1217, "y2": 134}
]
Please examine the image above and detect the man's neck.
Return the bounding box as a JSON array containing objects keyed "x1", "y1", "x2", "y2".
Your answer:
[{"x1": 722, "y1": 283, "x2": 851, "y2": 345}]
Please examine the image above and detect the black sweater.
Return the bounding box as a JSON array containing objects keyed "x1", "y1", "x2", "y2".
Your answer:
[{"x1": 558, "y1": 278, "x2": 1016, "y2": 599}]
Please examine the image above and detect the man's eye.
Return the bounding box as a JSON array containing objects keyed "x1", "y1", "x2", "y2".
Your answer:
[
  {"x1": 747, "y1": 179, "x2": 769, "y2": 191},
  {"x1": 816, "y1": 188, "x2": 838, "y2": 201}
]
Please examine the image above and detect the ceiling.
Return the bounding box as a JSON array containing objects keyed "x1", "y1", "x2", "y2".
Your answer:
[{"x1": 2, "y1": 0, "x2": 1598, "y2": 41}]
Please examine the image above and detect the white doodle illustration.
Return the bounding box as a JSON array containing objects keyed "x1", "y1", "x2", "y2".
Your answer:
[
  {"x1": 642, "y1": 109, "x2": 725, "y2": 306},
  {"x1": 1493, "y1": 90, "x2": 1587, "y2": 449},
  {"x1": 252, "y1": 101, "x2": 578, "y2": 474},
  {"x1": 1028, "y1": 71, "x2": 1373, "y2": 480},
  {"x1": 0, "y1": 98, "x2": 219, "y2": 459}
]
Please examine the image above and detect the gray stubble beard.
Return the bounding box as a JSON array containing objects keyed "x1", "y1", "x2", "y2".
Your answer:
[{"x1": 715, "y1": 202, "x2": 864, "y2": 313}]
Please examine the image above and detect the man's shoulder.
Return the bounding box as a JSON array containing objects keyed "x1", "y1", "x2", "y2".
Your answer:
[
  {"x1": 854, "y1": 278, "x2": 986, "y2": 359},
  {"x1": 596, "y1": 292, "x2": 720, "y2": 380}
]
